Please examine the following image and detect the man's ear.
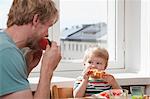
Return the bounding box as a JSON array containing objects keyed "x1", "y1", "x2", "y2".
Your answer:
[{"x1": 32, "y1": 14, "x2": 39, "y2": 27}]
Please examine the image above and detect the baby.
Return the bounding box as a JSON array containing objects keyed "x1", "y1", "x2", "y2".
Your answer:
[{"x1": 73, "y1": 47, "x2": 120, "y2": 97}]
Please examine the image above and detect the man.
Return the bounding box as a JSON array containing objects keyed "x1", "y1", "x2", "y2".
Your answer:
[{"x1": 0, "y1": 0, "x2": 61, "y2": 99}]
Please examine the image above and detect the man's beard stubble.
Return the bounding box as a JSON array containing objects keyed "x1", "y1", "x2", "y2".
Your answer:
[{"x1": 27, "y1": 38, "x2": 40, "y2": 50}]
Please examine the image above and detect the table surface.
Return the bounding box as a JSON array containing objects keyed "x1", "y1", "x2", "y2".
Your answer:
[{"x1": 28, "y1": 76, "x2": 75, "y2": 91}]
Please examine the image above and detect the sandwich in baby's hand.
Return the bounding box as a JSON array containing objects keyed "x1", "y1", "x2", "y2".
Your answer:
[{"x1": 88, "y1": 69, "x2": 105, "y2": 79}]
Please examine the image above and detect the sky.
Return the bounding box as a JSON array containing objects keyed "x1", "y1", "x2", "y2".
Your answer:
[{"x1": 60, "y1": 0, "x2": 107, "y2": 30}]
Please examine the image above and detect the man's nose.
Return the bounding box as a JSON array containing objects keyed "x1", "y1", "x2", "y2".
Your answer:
[
  {"x1": 45, "y1": 35, "x2": 48, "y2": 37},
  {"x1": 44, "y1": 30, "x2": 49, "y2": 37}
]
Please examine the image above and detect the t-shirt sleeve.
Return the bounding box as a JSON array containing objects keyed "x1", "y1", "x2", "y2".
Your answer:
[{"x1": 0, "y1": 48, "x2": 30, "y2": 96}]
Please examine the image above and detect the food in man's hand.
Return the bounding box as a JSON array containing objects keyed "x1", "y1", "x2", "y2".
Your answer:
[
  {"x1": 38, "y1": 38, "x2": 51, "y2": 50},
  {"x1": 88, "y1": 69, "x2": 105, "y2": 78}
]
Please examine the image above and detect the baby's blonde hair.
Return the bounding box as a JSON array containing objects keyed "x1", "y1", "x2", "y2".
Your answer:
[{"x1": 83, "y1": 47, "x2": 109, "y2": 67}]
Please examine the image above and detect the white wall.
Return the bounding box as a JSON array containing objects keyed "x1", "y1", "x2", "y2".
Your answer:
[
  {"x1": 125, "y1": 0, "x2": 141, "y2": 72},
  {"x1": 140, "y1": 0, "x2": 150, "y2": 75},
  {"x1": 125, "y1": 0, "x2": 150, "y2": 76}
]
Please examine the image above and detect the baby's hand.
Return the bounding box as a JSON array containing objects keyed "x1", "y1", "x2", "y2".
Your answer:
[
  {"x1": 82, "y1": 66, "x2": 93, "y2": 80},
  {"x1": 102, "y1": 73, "x2": 120, "y2": 89},
  {"x1": 102, "y1": 73, "x2": 116, "y2": 85}
]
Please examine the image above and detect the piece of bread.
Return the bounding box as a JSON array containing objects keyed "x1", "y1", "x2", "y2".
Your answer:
[{"x1": 88, "y1": 69, "x2": 105, "y2": 78}]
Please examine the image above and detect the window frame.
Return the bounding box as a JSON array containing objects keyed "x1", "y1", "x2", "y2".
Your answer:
[
  {"x1": 49, "y1": 0, "x2": 125, "y2": 71},
  {"x1": 30, "y1": 0, "x2": 150, "y2": 77}
]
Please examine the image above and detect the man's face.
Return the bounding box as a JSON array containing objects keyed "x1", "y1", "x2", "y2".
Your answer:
[
  {"x1": 36, "y1": 19, "x2": 54, "y2": 38},
  {"x1": 27, "y1": 19, "x2": 54, "y2": 50}
]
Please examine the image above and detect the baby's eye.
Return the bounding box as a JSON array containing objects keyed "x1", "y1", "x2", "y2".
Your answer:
[
  {"x1": 88, "y1": 61, "x2": 92, "y2": 64},
  {"x1": 96, "y1": 62, "x2": 102, "y2": 65}
]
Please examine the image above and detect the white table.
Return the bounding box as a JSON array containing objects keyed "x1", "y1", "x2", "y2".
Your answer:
[{"x1": 28, "y1": 76, "x2": 75, "y2": 91}]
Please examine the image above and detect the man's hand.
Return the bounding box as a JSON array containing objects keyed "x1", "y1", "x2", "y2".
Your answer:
[
  {"x1": 41, "y1": 42, "x2": 61, "y2": 75},
  {"x1": 25, "y1": 49, "x2": 42, "y2": 75}
]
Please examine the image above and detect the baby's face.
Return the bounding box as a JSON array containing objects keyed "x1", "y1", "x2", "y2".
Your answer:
[{"x1": 84, "y1": 56, "x2": 106, "y2": 71}]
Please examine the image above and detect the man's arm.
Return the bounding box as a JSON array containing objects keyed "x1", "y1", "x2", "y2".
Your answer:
[
  {"x1": 1, "y1": 89, "x2": 33, "y2": 99},
  {"x1": 1, "y1": 72, "x2": 53, "y2": 99},
  {"x1": 33, "y1": 71, "x2": 53, "y2": 99},
  {"x1": 1, "y1": 43, "x2": 61, "y2": 99}
]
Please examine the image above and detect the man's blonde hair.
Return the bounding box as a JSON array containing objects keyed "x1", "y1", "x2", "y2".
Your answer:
[
  {"x1": 7, "y1": 0, "x2": 58, "y2": 27},
  {"x1": 83, "y1": 47, "x2": 109, "y2": 67}
]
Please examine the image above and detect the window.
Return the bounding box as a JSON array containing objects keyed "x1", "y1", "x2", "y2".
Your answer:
[
  {"x1": 48, "y1": 0, "x2": 125, "y2": 77},
  {"x1": 2, "y1": 0, "x2": 149, "y2": 78},
  {"x1": 0, "y1": 0, "x2": 13, "y2": 29}
]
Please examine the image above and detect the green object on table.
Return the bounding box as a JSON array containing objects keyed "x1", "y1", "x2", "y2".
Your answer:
[
  {"x1": 131, "y1": 86, "x2": 143, "y2": 99},
  {"x1": 132, "y1": 95, "x2": 143, "y2": 99}
]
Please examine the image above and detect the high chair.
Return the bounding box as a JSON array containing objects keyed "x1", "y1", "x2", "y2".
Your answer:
[{"x1": 51, "y1": 85, "x2": 73, "y2": 99}]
